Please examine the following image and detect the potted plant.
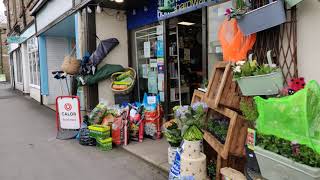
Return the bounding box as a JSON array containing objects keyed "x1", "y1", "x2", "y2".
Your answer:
[
  {"x1": 255, "y1": 134, "x2": 320, "y2": 180},
  {"x1": 174, "y1": 102, "x2": 208, "y2": 151},
  {"x1": 230, "y1": 0, "x2": 286, "y2": 35},
  {"x1": 233, "y1": 53, "x2": 284, "y2": 96},
  {"x1": 174, "y1": 102, "x2": 208, "y2": 179},
  {"x1": 163, "y1": 119, "x2": 183, "y2": 165}
]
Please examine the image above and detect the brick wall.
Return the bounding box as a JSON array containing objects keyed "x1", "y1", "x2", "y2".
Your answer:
[{"x1": 3, "y1": 0, "x2": 38, "y2": 36}]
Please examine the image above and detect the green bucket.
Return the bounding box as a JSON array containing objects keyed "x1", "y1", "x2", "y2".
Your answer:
[{"x1": 237, "y1": 70, "x2": 284, "y2": 96}]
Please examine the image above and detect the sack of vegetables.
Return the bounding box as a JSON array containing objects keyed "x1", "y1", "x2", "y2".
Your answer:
[{"x1": 111, "y1": 67, "x2": 136, "y2": 95}]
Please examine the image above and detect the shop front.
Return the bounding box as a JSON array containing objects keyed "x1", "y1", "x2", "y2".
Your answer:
[{"x1": 128, "y1": 0, "x2": 227, "y2": 118}]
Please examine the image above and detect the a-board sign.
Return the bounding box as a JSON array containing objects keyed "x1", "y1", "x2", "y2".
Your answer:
[{"x1": 56, "y1": 96, "x2": 81, "y2": 130}]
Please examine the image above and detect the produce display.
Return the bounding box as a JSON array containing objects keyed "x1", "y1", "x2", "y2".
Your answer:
[
  {"x1": 89, "y1": 102, "x2": 108, "y2": 125},
  {"x1": 111, "y1": 68, "x2": 136, "y2": 92}
]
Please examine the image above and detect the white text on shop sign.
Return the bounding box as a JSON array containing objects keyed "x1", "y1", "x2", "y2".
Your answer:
[
  {"x1": 158, "y1": 0, "x2": 210, "y2": 20},
  {"x1": 57, "y1": 97, "x2": 81, "y2": 129}
]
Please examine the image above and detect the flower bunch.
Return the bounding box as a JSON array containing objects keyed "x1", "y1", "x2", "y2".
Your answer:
[{"x1": 233, "y1": 60, "x2": 278, "y2": 79}]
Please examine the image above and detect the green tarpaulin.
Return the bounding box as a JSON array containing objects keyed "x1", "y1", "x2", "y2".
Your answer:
[
  {"x1": 255, "y1": 80, "x2": 320, "y2": 153},
  {"x1": 78, "y1": 64, "x2": 124, "y2": 86}
]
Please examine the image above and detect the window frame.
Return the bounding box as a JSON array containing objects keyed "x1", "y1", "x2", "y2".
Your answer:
[{"x1": 27, "y1": 37, "x2": 40, "y2": 88}]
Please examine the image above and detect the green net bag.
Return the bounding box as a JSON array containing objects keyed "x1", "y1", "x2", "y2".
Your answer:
[{"x1": 254, "y1": 80, "x2": 320, "y2": 153}]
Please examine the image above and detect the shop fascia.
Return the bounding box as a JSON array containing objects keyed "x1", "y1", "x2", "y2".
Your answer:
[{"x1": 158, "y1": 0, "x2": 209, "y2": 19}]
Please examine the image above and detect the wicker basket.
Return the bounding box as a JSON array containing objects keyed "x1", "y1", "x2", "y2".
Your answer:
[{"x1": 111, "y1": 67, "x2": 136, "y2": 95}]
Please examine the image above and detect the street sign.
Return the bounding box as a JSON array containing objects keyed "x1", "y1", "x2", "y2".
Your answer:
[{"x1": 56, "y1": 96, "x2": 81, "y2": 130}]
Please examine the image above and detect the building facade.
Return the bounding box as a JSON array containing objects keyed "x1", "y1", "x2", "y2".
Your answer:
[
  {"x1": 4, "y1": 0, "x2": 39, "y2": 100},
  {"x1": 4, "y1": 0, "x2": 320, "y2": 115}
]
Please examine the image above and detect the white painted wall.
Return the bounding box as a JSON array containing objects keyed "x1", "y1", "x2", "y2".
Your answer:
[
  {"x1": 36, "y1": 0, "x2": 73, "y2": 32},
  {"x1": 21, "y1": 43, "x2": 30, "y2": 93},
  {"x1": 96, "y1": 9, "x2": 128, "y2": 104},
  {"x1": 30, "y1": 87, "x2": 41, "y2": 102},
  {"x1": 12, "y1": 51, "x2": 23, "y2": 92},
  {"x1": 297, "y1": 0, "x2": 320, "y2": 83}
]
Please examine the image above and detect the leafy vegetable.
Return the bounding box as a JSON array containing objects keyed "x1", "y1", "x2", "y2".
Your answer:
[
  {"x1": 183, "y1": 125, "x2": 204, "y2": 141},
  {"x1": 174, "y1": 102, "x2": 208, "y2": 141}
]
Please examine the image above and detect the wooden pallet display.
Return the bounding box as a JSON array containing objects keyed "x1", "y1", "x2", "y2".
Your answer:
[
  {"x1": 204, "y1": 61, "x2": 231, "y2": 109},
  {"x1": 191, "y1": 89, "x2": 205, "y2": 103},
  {"x1": 219, "y1": 69, "x2": 242, "y2": 111}
]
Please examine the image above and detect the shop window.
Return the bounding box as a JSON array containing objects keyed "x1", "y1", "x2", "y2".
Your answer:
[
  {"x1": 27, "y1": 37, "x2": 39, "y2": 87},
  {"x1": 16, "y1": 49, "x2": 23, "y2": 83},
  {"x1": 134, "y1": 23, "x2": 165, "y2": 102}
]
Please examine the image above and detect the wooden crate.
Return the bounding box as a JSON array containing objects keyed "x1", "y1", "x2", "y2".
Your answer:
[
  {"x1": 191, "y1": 89, "x2": 205, "y2": 103},
  {"x1": 204, "y1": 140, "x2": 246, "y2": 180},
  {"x1": 204, "y1": 107, "x2": 248, "y2": 157},
  {"x1": 219, "y1": 70, "x2": 242, "y2": 111},
  {"x1": 204, "y1": 62, "x2": 231, "y2": 109}
]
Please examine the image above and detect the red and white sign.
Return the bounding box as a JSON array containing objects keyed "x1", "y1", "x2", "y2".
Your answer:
[{"x1": 56, "y1": 96, "x2": 81, "y2": 130}]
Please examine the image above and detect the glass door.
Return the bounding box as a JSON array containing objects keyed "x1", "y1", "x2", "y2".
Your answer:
[{"x1": 135, "y1": 23, "x2": 165, "y2": 103}]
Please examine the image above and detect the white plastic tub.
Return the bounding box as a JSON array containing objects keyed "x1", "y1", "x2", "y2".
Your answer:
[{"x1": 255, "y1": 146, "x2": 320, "y2": 180}]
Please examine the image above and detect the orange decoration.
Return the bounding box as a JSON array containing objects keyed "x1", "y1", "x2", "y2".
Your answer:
[{"x1": 218, "y1": 19, "x2": 256, "y2": 62}]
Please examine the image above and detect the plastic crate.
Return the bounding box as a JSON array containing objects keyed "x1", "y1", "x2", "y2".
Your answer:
[
  {"x1": 97, "y1": 137, "x2": 112, "y2": 151},
  {"x1": 88, "y1": 125, "x2": 110, "y2": 139}
]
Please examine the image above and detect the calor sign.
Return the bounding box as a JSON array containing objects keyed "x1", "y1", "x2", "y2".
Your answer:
[{"x1": 56, "y1": 96, "x2": 81, "y2": 130}]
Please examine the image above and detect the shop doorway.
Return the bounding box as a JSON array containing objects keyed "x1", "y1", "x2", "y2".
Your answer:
[{"x1": 167, "y1": 9, "x2": 204, "y2": 116}]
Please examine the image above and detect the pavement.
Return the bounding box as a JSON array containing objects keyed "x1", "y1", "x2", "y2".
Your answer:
[
  {"x1": 123, "y1": 139, "x2": 170, "y2": 172},
  {"x1": 0, "y1": 83, "x2": 167, "y2": 180}
]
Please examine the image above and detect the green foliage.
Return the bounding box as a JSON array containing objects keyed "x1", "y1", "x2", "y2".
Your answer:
[
  {"x1": 207, "y1": 118, "x2": 229, "y2": 144},
  {"x1": 240, "y1": 99, "x2": 259, "y2": 123},
  {"x1": 233, "y1": 61, "x2": 278, "y2": 80},
  {"x1": 207, "y1": 160, "x2": 216, "y2": 180},
  {"x1": 163, "y1": 120, "x2": 183, "y2": 147},
  {"x1": 174, "y1": 103, "x2": 208, "y2": 141},
  {"x1": 257, "y1": 134, "x2": 320, "y2": 168},
  {"x1": 183, "y1": 125, "x2": 204, "y2": 141}
]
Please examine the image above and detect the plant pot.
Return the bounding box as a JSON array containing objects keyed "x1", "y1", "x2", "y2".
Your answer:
[
  {"x1": 285, "y1": 0, "x2": 303, "y2": 8},
  {"x1": 255, "y1": 146, "x2": 320, "y2": 180},
  {"x1": 168, "y1": 146, "x2": 179, "y2": 165},
  {"x1": 182, "y1": 140, "x2": 202, "y2": 159},
  {"x1": 237, "y1": 0, "x2": 286, "y2": 35},
  {"x1": 236, "y1": 70, "x2": 284, "y2": 96}
]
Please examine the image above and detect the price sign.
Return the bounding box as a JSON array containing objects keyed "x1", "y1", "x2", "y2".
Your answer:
[{"x1": 56, "y1": 96, "x2": 81, "y2": 130}]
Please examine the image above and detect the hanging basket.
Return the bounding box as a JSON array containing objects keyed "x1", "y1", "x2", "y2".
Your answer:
[
  {"x1": 237, "y1": 0, "x2": 286, "y2": 36},
  {"x1": 111, "y1": 67, "x2": 136, "y2": 95}
]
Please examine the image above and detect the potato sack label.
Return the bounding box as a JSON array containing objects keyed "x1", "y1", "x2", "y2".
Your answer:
[{"x1": 57, "y1": 97, "x2": 81, "y2": 129}]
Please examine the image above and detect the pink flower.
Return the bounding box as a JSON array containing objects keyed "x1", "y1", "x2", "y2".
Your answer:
[{"x1": 225, "y1": 8, "x2": 232, "y2": 15}]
